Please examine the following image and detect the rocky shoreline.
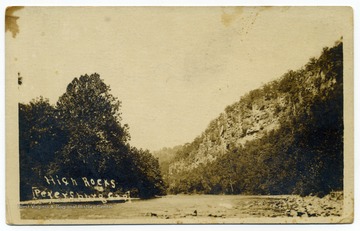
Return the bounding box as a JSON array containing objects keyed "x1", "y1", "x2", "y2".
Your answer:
[{"x1": 21, "y1": 194, "x2": 343, "y2": 220}]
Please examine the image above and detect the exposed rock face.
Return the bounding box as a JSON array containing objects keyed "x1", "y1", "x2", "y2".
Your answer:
[{"x1": 168, "y1": 85, "x2": 286, "y2": 175}]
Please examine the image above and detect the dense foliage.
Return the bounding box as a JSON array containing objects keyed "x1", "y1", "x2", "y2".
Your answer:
[
  {"x1": 19, "y1": 73, "x2": 165, "y2": 200},
  {"x1": 167, "y1": 41, "x2": 343, "y2": 197},
  {"x1": 20, "y1": 41, "x2": 344, "y2": 200}
]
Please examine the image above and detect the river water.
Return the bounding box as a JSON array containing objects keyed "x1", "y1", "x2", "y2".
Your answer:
[{"x1": 20, "y1": 194, "x2": 343, "y2": 223}]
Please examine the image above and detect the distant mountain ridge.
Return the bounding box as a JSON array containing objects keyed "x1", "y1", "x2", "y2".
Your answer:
[{"x1": 155, "y1": 40, "x2": 343, "y2": 196}]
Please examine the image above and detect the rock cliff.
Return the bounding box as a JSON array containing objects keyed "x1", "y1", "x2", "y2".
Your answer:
[{"x1": 157, "y1": 40, "x2": 344, "y2": 195}]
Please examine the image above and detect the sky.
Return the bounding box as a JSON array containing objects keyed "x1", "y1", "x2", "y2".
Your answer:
[{"x1": 6, "y1": 6, "x2": 352, "y2": 151}]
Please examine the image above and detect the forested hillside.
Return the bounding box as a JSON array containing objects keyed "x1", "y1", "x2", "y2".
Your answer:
[
  {"x1": 153, "y1": 146, "x2": 182, "y2": 175},
  {"x1": 164, "y1": 40, "x2": 343, "y2": 196}
]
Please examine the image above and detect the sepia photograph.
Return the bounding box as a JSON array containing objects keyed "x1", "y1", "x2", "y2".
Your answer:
[{"x1": 5, "y1": 6, "x2": 354, "y2": 224}]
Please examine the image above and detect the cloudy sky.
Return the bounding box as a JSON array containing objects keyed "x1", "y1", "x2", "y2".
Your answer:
[{"x1": 6, "y1": 7, "x2": 351, "y2": 151}]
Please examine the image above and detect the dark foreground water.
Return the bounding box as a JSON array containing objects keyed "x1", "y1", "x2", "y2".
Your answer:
[{"x1": 20, "y1": 194, "x2": 343, "y2": 223}]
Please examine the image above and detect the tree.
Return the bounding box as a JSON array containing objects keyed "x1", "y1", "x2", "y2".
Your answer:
[
  {"x1": 54, "y1": 73, "x2": 131, "y2": 180},
  {"x1": 130, "y1": 148, "x2": 166, "y2": 198},
  {"x1": 19, "y1": 97, "x2": 66, "y2": 200}
]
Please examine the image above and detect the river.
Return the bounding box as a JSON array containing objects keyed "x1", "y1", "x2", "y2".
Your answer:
[{"x1": 20, "y1": 194, "x2": 343, "y2": 223}]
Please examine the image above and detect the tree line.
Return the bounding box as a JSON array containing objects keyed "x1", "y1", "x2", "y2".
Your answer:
[{"x1": 19, "y1": 73, "x2": 166, "y2": 200}]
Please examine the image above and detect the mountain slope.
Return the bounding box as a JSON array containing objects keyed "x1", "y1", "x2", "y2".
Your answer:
[{"x1": 164, "y1": 40, "x2": 343, "y2": 196}]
